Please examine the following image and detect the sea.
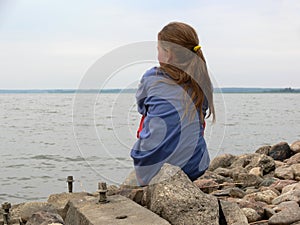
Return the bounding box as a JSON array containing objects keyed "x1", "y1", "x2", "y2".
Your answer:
[{"x1": 0, "y1": 92, "x2": 299, "y2": 204}]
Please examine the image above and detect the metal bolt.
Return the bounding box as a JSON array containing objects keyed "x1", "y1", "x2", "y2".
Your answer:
[
  {"x1": 97, "y1": 182, "x2": 109, "y2": 204},
  {"x1": 2, "y1": 202, "x2": 11, "y2": 225},
  {"x1": 67, "y1": 176, "x2": 74, "y2": 193}
]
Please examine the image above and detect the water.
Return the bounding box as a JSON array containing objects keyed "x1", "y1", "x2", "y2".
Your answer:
[{"x1": 0, "y1": 93, "x2": 299, "y2": 203}]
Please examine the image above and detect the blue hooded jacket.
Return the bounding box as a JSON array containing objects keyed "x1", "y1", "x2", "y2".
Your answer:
[{"x1": 131, "y1": 67, "x2": 210, "y2": 185}]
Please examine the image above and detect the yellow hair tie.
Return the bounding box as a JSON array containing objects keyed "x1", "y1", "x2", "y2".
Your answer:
[{"x1": 193, "y1": 45, "x2": 201, "y2": 52}]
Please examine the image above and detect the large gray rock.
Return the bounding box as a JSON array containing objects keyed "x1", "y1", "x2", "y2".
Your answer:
[
  {"x1": 146, "y1": 163, "x2": 219, "y2": 225},
  {"x1": 269, "y1": 201, "x2": 300, "y2": 225},
  {"x1": 25, "y1": 211, "x2": 64, "y2": 225},
  {"x1": 269, "y1": 142, "x2": 294, "y2": 161},
  {"x1": 285, "y1": 153, "x2": 300, "y2": 165},
  {"x1": 233, "y1": 173, "x2": 263, "y2": 188},
  {"x1": 219, "y1": 200, "x2": 248, "y2": 225}
]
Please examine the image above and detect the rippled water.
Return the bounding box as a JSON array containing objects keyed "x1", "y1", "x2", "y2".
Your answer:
[{"x1": 0, "y1": 93, "x2": 299, "y2": 203}]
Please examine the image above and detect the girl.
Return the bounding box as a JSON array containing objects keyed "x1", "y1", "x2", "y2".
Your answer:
[{"x1": 131, "y1": 22, "x2": 215, "y2": 186}]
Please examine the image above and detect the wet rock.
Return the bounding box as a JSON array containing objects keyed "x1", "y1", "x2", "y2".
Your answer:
[
  {"x1": 249, "y1": 167, "x2": 263, "y2": 177},
  {"x1": 274, "y1": 165, "x2": 294, "y2": 180},
  {"x1": 256, "y1": 145, "x2": 272, "y2": 155},
  {"x1": 146, "y1": 163, "x2": 219, "y2": 225},
  {"x1": 269, "y1": 179, "x2": 297, "y2": 192},
  {"x1": 291, "y1": 140, "x2": 300, "y2": 153},
  {"x1": 19, "y1": 202, "x2": 57, "y2": 223},
  {"x1": 219, "y1": 200, "x2": 248, "y2": 225},
  {"x1": 193, "y1": 178, "x2": 218, "y2": 193},
  {"x1": 269, "y1": 142, "x2": 293, "y2": 161},
  {"x1": 269, "y1": 201, "x2": 300, "y2": 225},
  {"x1": 242, "y1": 207, "x2": 261, "y2": 223},
  {"x1": 272, "y1": 189, "x2": 300, "y2": 205},
  {"x1": 243, "y1": 189, "x2": 278, "y2": 204},
  {"x1": 233, "y1": 173, "x2": 263, "y2": 188},
  {"x1": 291, "y1": 164, "x2": 300, "y2": 181},
  {"x1": 47, "y1": 192, "x2": 90, "y2": 220},
  {"x1": 282, "y1": 182, "x2": 300, "y2": 194},
  {"x1": 25, "y1": 211, "x2": 64, "y2": 225},
  {"x1": 285, "y1": 153, "x2": 300, "y2": 165},
  {"x1": 208, "y1": 154, "x2": 236, "y2": 171}
]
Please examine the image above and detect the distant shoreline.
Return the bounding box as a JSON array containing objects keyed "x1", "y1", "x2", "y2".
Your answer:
[{"x1": 0, "y1": 87, "x2": 299, "y2": 94}]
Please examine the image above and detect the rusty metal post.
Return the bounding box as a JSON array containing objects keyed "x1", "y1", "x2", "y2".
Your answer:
[
  {"x1": 97, "y1": 182, "x2": 108, "y2": 204},
  {"x1": 67, "y1": 176, "x2": 74, "y2": 193},
  {"x1": 2, "y1": 202, "x2": 11, "y2": 225}
]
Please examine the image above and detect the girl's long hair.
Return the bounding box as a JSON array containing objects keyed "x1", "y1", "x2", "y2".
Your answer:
[{"x1": 158, "y1": 22, "x2": 215, "y2": 123}]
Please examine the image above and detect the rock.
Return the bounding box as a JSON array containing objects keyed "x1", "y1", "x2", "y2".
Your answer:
[
  {"x1": 209, "y1": 154, "x2": 236, "y2": 171},
  {"x1": 269, "y1": 201, "x2": 300, "y2": 225},
  {"x1": 259, "y1": 177, "x2": 278, "y2": 187},
  {"x1": 214, "y1": 167, "x2": 234, "y2": 177},
  {"x1": 291, "y1": 140, "x2": 300, "y2": 153},
  {"x1": 107, "y1": 185, "x2": 120, "y2": 196},
  {"x1": 230, "y1": 153, "x2": 275, "y2": 174},
  {"x1": 146, "y1": 163, "x2": 219, "y2": 225},
  {"x1": 47, "y1": 192, "x2": 90, "y2": 220},
  {"x1": 259, "y1": 186, "x2": 280, "y2": 196},
  {"x1": 274, "y1": 165, "x2": 294, "y2": 180},
  {"x1": 226, "y1": 198, "x2": 267, "y2": 219},
  {"x1": 269, "y1": 179, "x2": 297, "y2": 192},
  {"x1": 249, "y1": 167, "x2": 263, "y2": 177},
  {"x1": 264, "y1": 206, "x2": 276, "y2": 219},
  {"x1": 243, "y1": 189, "x2": 278, "y2": 204},
  {"x1": 285, "y1": 153, "x2": 300, "y2": 165},
  {"x1": 272, "y1": 189, "x2": 300, "y2": 205},
  {"x1": 274, "y1": 160, "x2": 285, "y2": 168},
  {"x1": 193, "y1": 178, "x2": 219, "y2": 193},
  {"x1": 233, "y1": 173, "x2": 263, "y2": 188},
  {"x1": 282, "y1": 182, "x2": 300, "y2": 194},
  {"x1": 291, "y1": 164, "x2": 300, "y2": 181},
  {"x1": 242, "y1": 207, "x2": 261, "y2": 223},
  {"x1": 229, "y1": 187, "x2": 246, "y2": 198},
  {"x1": 118, "y1": 187, "x2": 145, "y2": 205},
  {"x1": 255, "y1": 145, "x2": 271, "y2": 155},
  {"x1": 19, "y1": 202, "x2": 57, "y2": 223},
  {"x1": 219, "y1": 200, "x2": 248, "y2": 225},
  {"x1": 198, "y1": 170, "x2": 233, "y2": 183},
  {"x1": 269, "y1": 142, "x2": 293, "y2": 161},
  {"x1": 245, "y1": 187, "x2": 260, "y2": 195},
  {"x1": 25, "y1": 211, "x2": 64, "y2": 225}
]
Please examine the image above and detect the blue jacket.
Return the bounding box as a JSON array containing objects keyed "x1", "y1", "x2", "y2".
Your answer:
[{"x1": 131, "y1": 67, "x2": 210, "y2": 185}]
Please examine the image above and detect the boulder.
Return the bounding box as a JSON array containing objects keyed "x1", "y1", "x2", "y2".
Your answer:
[
  {"x1": 19, "y1": 202, "x2": 57, "y2": 223},
  {"x1": 259, "y1": 177, "x2": 278, "y2": 187},
  {"x1": 291, "y1": 164, "x2": 300, "y2": 181},
  {"x1": 255, "y1": 145, "x2": 271, "y2": 155},
  {"x1": 243, "y1": 189, "x2": 278, "y2": 204},
  {"x1": 241, "y1": 207, "x2": 261, "y2": 223},
  {"x1": 47, "y1": 192, "x2": 90, "y2": 219},
  {"x1": 282, "y1": 182, "x2": 300, "y2": 194},
  {"x1": 146, "y1": 163, "x2": 219, "y2": 225},
  {"x1": 269, "y1": 142, "x2": 293, "y2": 161},
  {"x1": 198, "y1": 170, "x2": 233, "y2": 184},
  {"x1": 291, "y1": 140, "x2": 300, "y2": 153},
  {"x1": 233, "y1": 173, "x2": 263, "y2": 188},
  {"x1": 274, "y1": 165, "x2": 294, "y2": 180},
  {"x1": 269, "y1": 201, "x2": 300, "y2": 225},
  {"x1": 269, "y1": 179, "x2": 297, "y2": 192},
  {"x1": 208, "y1": 154, "x2": 236, "y2": 171},
  {"x1": 193, "y1": 178, "x2": 219, "y2": 193},
  {"x1": 249, "y1": 167, "x2": 263, "y2": 177},
  {"x1": 285, "y1": 153, "x2": 300, "y2": 165},
  {"x1": 219, "y1": 200, "x2": 248, "y2": 225},
  {"x1": 229, "y1": 187, "x2": 246, "y2": 198},
  {"x1": 25, "y1": 211, "x2": 64, "y2": 225},
  {"x1": 272, "y1": 189, "x2": 300, "y2": 205}
]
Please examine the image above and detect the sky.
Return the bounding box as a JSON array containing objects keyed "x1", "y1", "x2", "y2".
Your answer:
[{"x1": 0, "y1": 0, "x2": 299, "y2": 89}]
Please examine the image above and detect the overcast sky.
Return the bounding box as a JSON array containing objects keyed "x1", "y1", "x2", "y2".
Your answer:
[{"x1": 0, "y1": 0, "x2": 299, "y2": 89}]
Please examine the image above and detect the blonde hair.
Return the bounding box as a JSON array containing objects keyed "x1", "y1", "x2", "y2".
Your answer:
[{"x1": 158, "y1": 22, "x2": 215, "y2": 123}]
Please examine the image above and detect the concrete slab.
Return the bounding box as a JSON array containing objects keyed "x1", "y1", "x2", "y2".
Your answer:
[{"x1": 65, "y1": 194, "x2": 170, "y2": 225}]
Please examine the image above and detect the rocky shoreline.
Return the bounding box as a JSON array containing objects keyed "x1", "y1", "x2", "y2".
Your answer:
[{"x1": 1, "y1": 140, "x2": 300, "y2": 225}]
